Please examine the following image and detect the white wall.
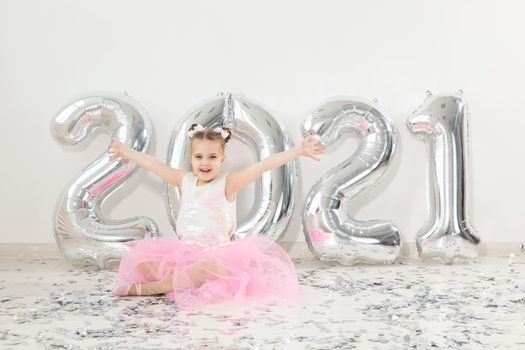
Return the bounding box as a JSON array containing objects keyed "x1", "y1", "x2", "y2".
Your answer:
[{"x1": 1, "y1": 0, "x2": 523, "y2": 245}]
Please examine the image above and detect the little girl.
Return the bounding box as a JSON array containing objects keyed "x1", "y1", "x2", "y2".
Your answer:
[{"x1": 109, "y1": 124, "x2": 325, "y2": 309}]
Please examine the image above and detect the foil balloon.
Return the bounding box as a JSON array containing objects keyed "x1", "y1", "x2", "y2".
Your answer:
[
  {"x1": 301, "y1": 97, "x2": 401, "y2": 265},
  {"x1": 406, "y1": 90, "x2": 480, "y2": 263},
  {"x1": 165, "y1": 92, "x2": 298, "y2": 241},
  {"x1": 50, "y1": 92, "x2": 159, "y2": 269}
]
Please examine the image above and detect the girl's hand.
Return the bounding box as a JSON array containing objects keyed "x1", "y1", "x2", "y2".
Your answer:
[
  {"x1": 108, "y1": 137, "x2": 132, "y2": 161},
  {"x1": 299, "y1": 135, "x2": 325, "y2": 161}
]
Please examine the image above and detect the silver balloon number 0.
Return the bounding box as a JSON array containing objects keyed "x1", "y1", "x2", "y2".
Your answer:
[
  {"x1": 164, "y1": 93, "x2": 297, "y2": 241},
  {"x1": 301, "y1": 97, "x2": 401, "y2": 265},
  {"x1": 406, "y1": 91, "x2": 480, "y2": 263},
  {"x1": 50, "y1": 92, "x2": 158, "y2": 269}
]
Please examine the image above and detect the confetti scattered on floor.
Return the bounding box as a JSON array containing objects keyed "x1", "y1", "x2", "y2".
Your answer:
[{"x1": 1, "y1": 255, "x2": 525, "y2": 349}]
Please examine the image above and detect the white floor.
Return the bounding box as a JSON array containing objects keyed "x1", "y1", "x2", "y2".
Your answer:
[{"x1": 1, "y1": 253, "x2": 525, "y2": 349}]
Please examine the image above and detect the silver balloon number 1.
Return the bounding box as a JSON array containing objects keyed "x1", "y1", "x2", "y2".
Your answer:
[
  {"x1": 301, "y1": 97, "x2": 401, "y2": 265},
  {"x1": 50, "y1": 92, "x2": 158, "y2": 268},
  {"x1": 406, "y1": 91, "x2": 480, "y2": 263}
]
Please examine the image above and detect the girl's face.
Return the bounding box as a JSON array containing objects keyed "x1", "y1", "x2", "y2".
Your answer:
[{"x1": 190, "y1": 139, "x2": 226, "y2": 184}]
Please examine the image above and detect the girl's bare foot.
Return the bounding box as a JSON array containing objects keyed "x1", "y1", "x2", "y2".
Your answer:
[{"x1": 128, "y1": 280, "x2": 172, "y2": 296}]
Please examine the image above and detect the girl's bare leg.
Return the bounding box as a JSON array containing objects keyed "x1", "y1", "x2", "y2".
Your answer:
[
  {"x1": 136, "y1": 260, "x2": 161, "y2": 281},
  {"x1": 127, "y1": 258, "x2": 228, "y2": 296},
  {"x1": 179, "y1": 257, "x2": 229, "y2": 289}
]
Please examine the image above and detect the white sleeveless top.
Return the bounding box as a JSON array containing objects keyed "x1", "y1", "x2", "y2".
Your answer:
[{"x1": 176, "y1": 172, "x2": 237, "y2": 247}]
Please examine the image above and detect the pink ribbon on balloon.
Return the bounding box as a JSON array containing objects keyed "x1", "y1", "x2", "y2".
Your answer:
[{"x1": 90, "y1": 166, "x2": 133, "y2": 197}]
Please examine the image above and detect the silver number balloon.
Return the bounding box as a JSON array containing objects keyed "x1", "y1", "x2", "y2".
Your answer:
[
  {"x1": 301, "y1": 97, "x2": 401, "y2": 265},
  {"x1": 164, "y1": 92, "x2": 297, "y2": 241},
  {"x1": 50, "y1": 92, "x2": 159, "y2": 268},
  {"x1": 406, "y1": 91, "x2": 480, "y2": 263}
]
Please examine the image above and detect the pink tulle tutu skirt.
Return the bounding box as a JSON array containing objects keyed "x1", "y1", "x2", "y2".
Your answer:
[{"x1": 114, "y1": 235, "x2": 300, "y2": 309}]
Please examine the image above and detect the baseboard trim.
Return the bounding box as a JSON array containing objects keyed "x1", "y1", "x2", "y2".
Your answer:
[
  {"x1": 1, "y1": 241, "x2": 523, "y2": 260},
  {"x1": 281, "y1": 241, "x2": 524, "y2": 259}
]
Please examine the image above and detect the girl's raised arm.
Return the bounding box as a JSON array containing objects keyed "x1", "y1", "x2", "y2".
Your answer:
[
  {"x1": 108, "y1": 137, "x2": 186, "y2": 188},
  {"x1": 226, "y1": 135, "x2": 324, "y2": 197}
]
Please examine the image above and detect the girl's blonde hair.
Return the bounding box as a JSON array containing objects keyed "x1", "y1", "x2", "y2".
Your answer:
[{"x1": 188, "y1": 124, "x2": 232, "y2": 153}]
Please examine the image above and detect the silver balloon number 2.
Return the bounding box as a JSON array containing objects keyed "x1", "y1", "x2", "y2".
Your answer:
[
  {"x1": 406, "y1": 91, "x2": 480, "y2": 263},
  {"x1": 301, "y1": 97, "x2": 401, "y2": 265},
  {"x1": 51, "y1": 92, "x2": 158, "y2": 268},
  {"x1": 164, "y1": 93, "x2": 297, "y2": 241}
]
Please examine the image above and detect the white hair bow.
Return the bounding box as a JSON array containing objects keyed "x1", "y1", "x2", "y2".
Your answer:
[
  {"x1": 213, "y1": 127, "x2": 230, "y2": 140},
  {"x1": 187, "y1": 124, "x2": 229, "y2": 140},
  {"x1": 187, "y1": 124, "x2": 205, "y2": 138}
]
